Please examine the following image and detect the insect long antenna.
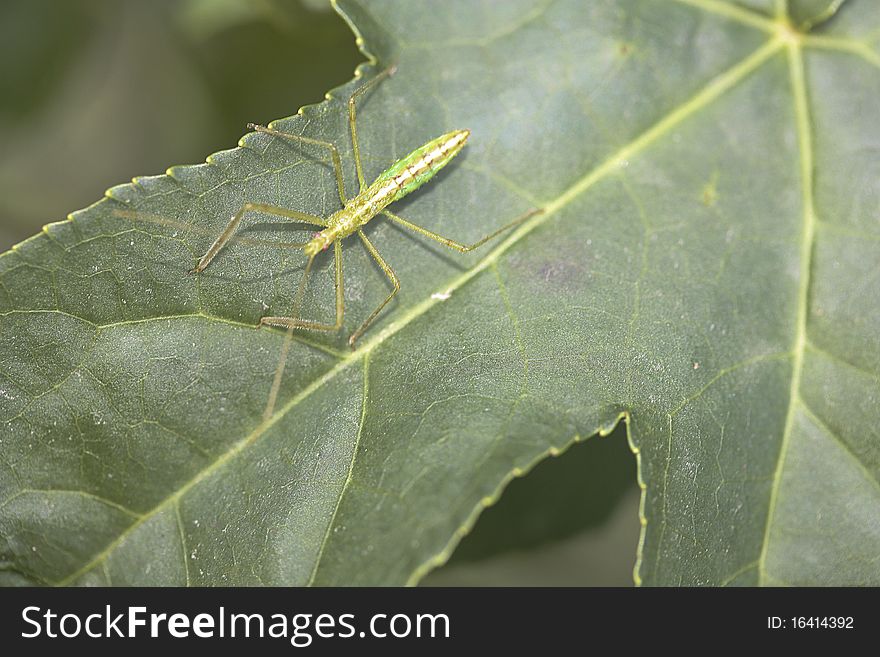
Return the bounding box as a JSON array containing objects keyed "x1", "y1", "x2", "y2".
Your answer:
[
  {"x1": 262, "y1": 253, "x2": 316, "y2": 422},
  {"x1": 293, "y1": 254, "x2": 317, "y2": 317}
]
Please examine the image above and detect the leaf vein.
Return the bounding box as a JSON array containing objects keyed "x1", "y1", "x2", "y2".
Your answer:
[
  {"x1": 797, "y1": 399, "x2": 880, "y2": 497},
  {"x1": 306, "y1": 353, "x2": 370, "y2": 585},
  {"x1": 757, "y1": 40, "x2": 817, "y2": 586}
]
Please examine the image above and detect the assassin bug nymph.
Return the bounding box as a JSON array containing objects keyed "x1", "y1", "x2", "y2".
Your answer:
[{"x1": 191, "y1": 66, "x2": 541, "y2": 347}]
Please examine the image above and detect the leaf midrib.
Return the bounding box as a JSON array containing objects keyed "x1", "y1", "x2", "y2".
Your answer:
[
  {"x1": 757, "y1": 37, "x2": 817, "y2": 586},
  {"x1": 53, "y1": 24, "x2": 787, "y2": 585}
]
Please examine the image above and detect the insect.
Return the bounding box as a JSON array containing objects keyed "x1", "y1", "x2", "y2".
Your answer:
[{"x1": 191, "y1": 65, "x2": 540, "y2": 347}]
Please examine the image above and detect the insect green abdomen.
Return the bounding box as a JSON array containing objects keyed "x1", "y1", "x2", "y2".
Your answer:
[{"x1": 374, "y1": 129, "x2": 470, "y2": 201}]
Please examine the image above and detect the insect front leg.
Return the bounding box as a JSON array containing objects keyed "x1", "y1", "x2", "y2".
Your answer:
[
  {"x1": 348, "y1": 230, "x2": 400, "y2": 347},
  {"x1": 260, "y1": 240, "x2": 345, "y2": 334},
  {"x1": 192, "y1": 203, "x2": 326, "y2": 273},
  {"x1": 380, "y1": 207, "x2": 543, "y2": 253}
]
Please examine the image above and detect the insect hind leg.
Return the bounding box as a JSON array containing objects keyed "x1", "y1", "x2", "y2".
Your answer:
[
  {"x1": 381, "y1": 207, "x2": 543, "y2": 254},
  {"x1": 348, "y1": 65, "x2": 397, "y2": 192}
]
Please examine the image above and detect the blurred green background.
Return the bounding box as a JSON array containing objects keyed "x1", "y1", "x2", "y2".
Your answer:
[{"x1": 0, "y1": 0, "x2": 639, "y2": 585}]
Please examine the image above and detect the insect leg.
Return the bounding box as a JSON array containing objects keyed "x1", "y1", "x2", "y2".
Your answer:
[
  {"x1": 260, "y1": 239, "x2": 345, "y2": 333},
  {"x1": 192, "y1": 203, "x2": 326, "y2": 273},
  {"x1": 348, "y1": 230, "x2": 400, "y2": 347},
  {"x1": 248, "y1": 123, "x2": 348, "y2": 205},
  {"x1": 380, "y1": 207, "x2": 543, "y2": 253},
  {"x1": 348, "y1": 66, "x2": 397, "y2": 191}
]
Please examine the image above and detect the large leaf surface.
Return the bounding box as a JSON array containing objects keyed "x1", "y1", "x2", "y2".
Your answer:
[{"x1": 1, "y1": 0, "x2": 879, "y2": 586}]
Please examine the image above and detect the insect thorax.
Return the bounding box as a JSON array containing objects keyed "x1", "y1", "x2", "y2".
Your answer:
[{"x1": 306, "y1": 129, "x2": 470, "y2": 256}]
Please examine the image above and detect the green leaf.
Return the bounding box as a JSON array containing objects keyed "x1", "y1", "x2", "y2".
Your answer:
[{"x1": 2, "y1": 0, "x2": 879, "y2": 586}]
